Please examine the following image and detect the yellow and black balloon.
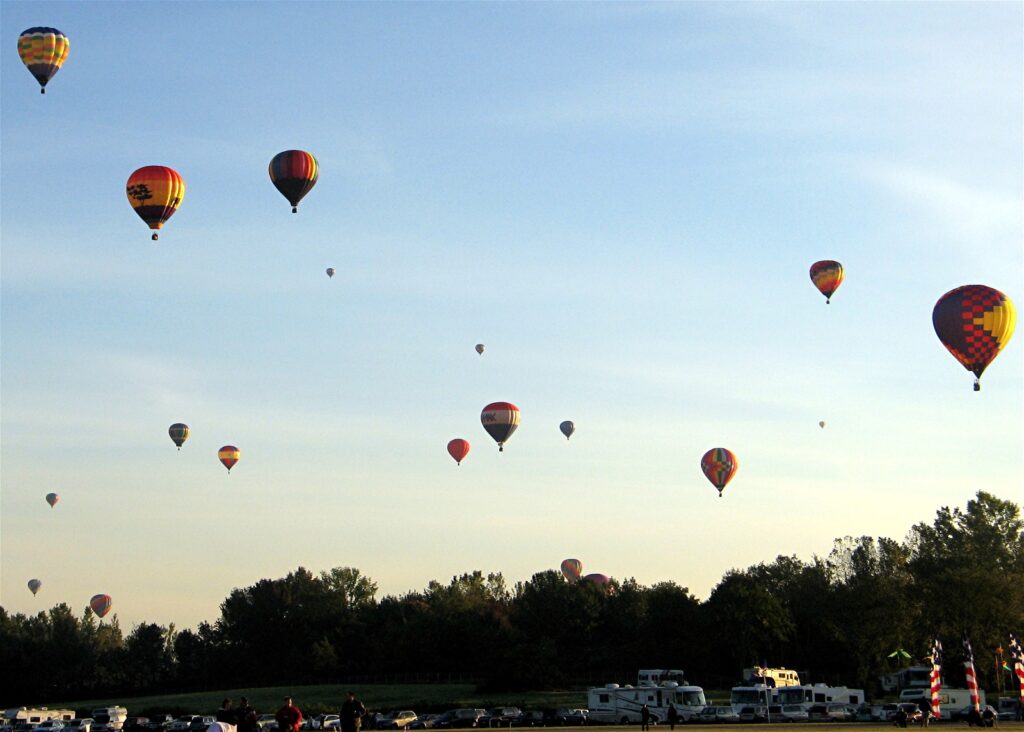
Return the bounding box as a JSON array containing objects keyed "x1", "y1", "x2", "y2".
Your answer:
[
  {"x1": 933, "y1": 285, "x2": 1015, "y2": 391},
  {"x1": 18, "y1": 27, "x2": 69, "y2": 94},
  {"x1": 269, "y1": 150, "x2": 318, "y2": 213},
  {"x1": 126, "y1": 166, "x2": 185, "y2": 240},
  {"x1": 810, "y1": 260, "x2": 843, "y2": 304}
]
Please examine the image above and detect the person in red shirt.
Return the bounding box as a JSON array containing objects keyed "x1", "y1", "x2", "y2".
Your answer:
[{"x1": 275, "y1": 697, "x2": 303, "y2": 732}]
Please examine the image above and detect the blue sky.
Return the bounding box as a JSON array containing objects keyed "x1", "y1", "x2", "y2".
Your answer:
[{"x1": 2, "y1": 1, "x2": 1021, "y2": 629}]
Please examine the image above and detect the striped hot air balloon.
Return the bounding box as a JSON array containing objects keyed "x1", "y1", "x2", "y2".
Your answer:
[
  {"x1": 90, "y1": 593, "x2": 113, "y2": 618},
  {"x1": 560, "y1": 558, "x2": 582, "y2": 583},
  {"x1": 18, "y1": 27, "x2": 69, "y2": 94},
  {"x1": 218, "y1": 445, "x2": 241, "y2": 473},
  {"x1": 168, "y1": 423, "x2": 190, "y2": 450},
  {"x1": 126, "y1": 166, "x2": 185, "y2": 240},
  {"x1": 932, "y1": 285, "x2": 1016, "y2": 391},
  {"x1": 701, "y1": 447, "x2": 738, "y2": 498},
  {"x1": 269, "y1": 150, "x2": 318, "y2": 213},
  {"x1": 481, "y1": 402, "x2": 519, "y2": 452},
  {"x1": 810, "y1": 260, "x2": 844, "y2": 304}
]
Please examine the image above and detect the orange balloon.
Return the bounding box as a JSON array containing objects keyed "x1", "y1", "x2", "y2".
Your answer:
[{"x1": 447, "y1": 439, "x2": 470, "y2": 465}]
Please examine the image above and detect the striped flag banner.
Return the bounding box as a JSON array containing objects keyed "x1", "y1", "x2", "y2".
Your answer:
[
  {"x1": 930, "y1": 637, "x2": 943, "y2": 719},
  {"x1": 963, "y1": 632, "x2": 980, "y2": 712},
  {"x1": 1010, "y1": 633, "x2": 1024, "y2": 703}
]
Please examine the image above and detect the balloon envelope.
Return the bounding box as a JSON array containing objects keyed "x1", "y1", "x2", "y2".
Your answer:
[
  {"x1": 447, "y1": 438, "x2": 471, "y2": 465},
  {"x1": 269, "y1": 150, "x2": 318, "y2": 212},
  {"x1": 819, "y1": 421, "x2": 826, "y2": 429},
  {"x1": 126, "y1": 166, "x2": 185, "y2": 240},
  {"x1": 18, "y1": 27, "x2": 69, "y2": 93},
  {"x1": 326, "y1": 267, "x2": 335, "y2": 278},
  {"x1": 481, "y1": 402, "x2": 520, "y2": 451},
  {"x1": 701, "y1": 447, "x2": 739, "y2": 497},
  {"x1": 169, "y1": 423, "x2": 190, "y2": 449},
  {"x1": 583, "y1": 573, "x2": 610, "y2": 588},
  {"x1": 218, "y1": 445, "x2": 240, "y2": 472},
  {"x1": 809, "y1": 260, "x2": 844, "y2": 303},
  {"x1": 932, "y1": 285, "x2": 1016, "y2": 391},
  {"x1": 560, "y1": 420, "x2": 575, "y2": 440},
  {"x1": 475, "y1": 344, "x2": 485, "y2": 355},
  {"x1": 560, "y1": 558, "x2": 582, "y2": 582},
  {"x1": 90, "y1": 594, "x2": 112, "y2": 618},
  {"x1": 28, "y1": 579, "x2": 42, "y2": 595},
  {"x1": 45, "y1": 492, "x2": 59, "y2": 508}
]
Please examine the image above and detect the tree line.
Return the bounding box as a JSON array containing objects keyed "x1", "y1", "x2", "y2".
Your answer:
[{"x1": 2, "y1": 491, "x2": 1021, "y2": 706}]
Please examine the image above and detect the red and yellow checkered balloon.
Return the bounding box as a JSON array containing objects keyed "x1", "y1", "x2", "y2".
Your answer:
[{"x1": 933, "y1": 285, "x2": 1015, "y2": 391}]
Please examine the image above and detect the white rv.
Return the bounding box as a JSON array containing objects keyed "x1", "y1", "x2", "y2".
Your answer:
[
  {"x1": 3, "y1": 710, "x2": 76, "y2": 726},
  {"x1": 775, "y1": 683, "x2": 866, "y2": 710},
  {"x1": 588, "y1": 680, "x2": 707, "y2": 724},
  {"x1": 898, "y1": 688, "x2": 985, "y2": 717},
  {"x1": 730, "y1": 683, "x2": 777, "y2": 713},
  {"x1": 742, "y1": 667, "x2": 803, "y2": 688}
]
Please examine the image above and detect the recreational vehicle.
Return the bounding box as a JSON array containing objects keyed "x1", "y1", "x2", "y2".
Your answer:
[
  {"x1": 742, "y1": 667, "x2": 802, "y2": 687},
  {"x1": 775, "y1": 683, "x2": 866, "y2": 709},
  {"x1": 730, "y1": 683, "x2": 776, "y2": 713},
  {"x1": 3, "y1": 711, "x2": 76, "y2": 726},
  {"x1": 879, "y1": 666, "x2": 932, "y2": 694},
  {"x1": 588, "y1": 680, "x2": 707, "y2": 724}
]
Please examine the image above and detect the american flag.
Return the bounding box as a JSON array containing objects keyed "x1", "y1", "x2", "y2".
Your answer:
[
  {"x1": 963, "y1": 632, "x2": 980, "y2": 712},
  {"x1": 929, "y1": 638, "x2": 943, "y2": 719},
  {"x1": 1010, "y1": 633, "x2": 1024, "y2": 704}
]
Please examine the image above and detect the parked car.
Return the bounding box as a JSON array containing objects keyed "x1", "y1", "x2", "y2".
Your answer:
[
  {"x1": 123, "y1": 719, "x2": 149, "y2": 732},
  {"x1": 378, "y1": 713, "x2": 417, "y2": 731},
  {"x1": 478, "y1": 710, "x2": 521, "y2": 729},
  {"x1": 948, "y1": 705, "x2": 997, "y2": 722},
  {"x1": 540, "y1": 710, "x2": 586, "y2": 727},
  {"x1": 66, "y1": 720, "x2": 94, "y2": 732},
  {"x1": 806, "y1": 704, "x2": 854, "y2": 723},
  {"x1": 513, "y1": 714, "x2": 544, "y2": 728},
  {"x1": 169, "y1": 719, "x2": 200, "y2": 732},
  {"x1": 35, "y1": 723, "x2": 66, "y2": 732},
  {"x1": 144, "y1": 718, "x2": 173, "y2": 732},
  {"x1": 778, "y1": 706, "x2": 808, "y2": 723},
  {"x1": 433, "y1": 711, "x2": 485, "y2": 730},
  {"x1": 407, "y1": 716, "x2": 438, "y2": 731},
  {"x1": 698, "y1": 707, "x2": 740, "y2": 724},
  {"x1": 188, "y1": 718, "x2": 214, "y2": 732}
]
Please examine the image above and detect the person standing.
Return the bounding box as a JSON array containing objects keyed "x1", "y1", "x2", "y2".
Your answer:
[
  {"x1": 217, "y1": 700, "x2": 237, "y2": 726},
  {"x1": 237, "y1": 698, "x2": 257, "y2": 732},
  {"x1": 917, "y1": 699, "x2": 930, "y2": 728},
  {"x1": 340, "y1": 692, "x2": 367, "y2": 732},
  {"x1": 667, "y1": 704, "x2": 678, "y2": 731},
  {"x1": 276, "y1": 697, "x2": 303, "y2": 732},
  {"x1": 640, "y1": 705, "x2": 651, "y2": 732}
]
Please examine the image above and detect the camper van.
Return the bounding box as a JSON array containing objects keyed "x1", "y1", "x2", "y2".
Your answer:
[
  {"x1": 4, "y1": 711, "x2": 76, "y2": 727},
  {"x1": 898, "y1": 688, "x2": 985, "y2": 717},
  {"x1": 588, "y1": 678, "x2": 707, "y2": 724},
  {"x1": 775, "y1": 684, "x2": 866, "y2": 710},
  {"x1": 742, "y1": 668, "x2": 803, "y2": 688}
]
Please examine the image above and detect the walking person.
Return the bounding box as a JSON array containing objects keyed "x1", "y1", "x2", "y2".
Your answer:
[
  {"x1": 340, "y1": 692, "x2": 367, "y2": 732},
  {"x1": 276, "y1": 697, "x2": 304, "y2": 732},
  {"x1": 640, "y1": 705, "x2": 651, "y2": 732},
  {"x1": 667, "y1": 704, "x2": 678, "y2": 731}
]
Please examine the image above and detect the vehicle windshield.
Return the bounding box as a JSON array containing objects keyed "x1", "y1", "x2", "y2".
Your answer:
[
  {"x1": 677, "y1": 691, "x2": 706, "y2": 706},
  {"x1": 732, "y1": 691, "x2": 767, "y2": 705}
]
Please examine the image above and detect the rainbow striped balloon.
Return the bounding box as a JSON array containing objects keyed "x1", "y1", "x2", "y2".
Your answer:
[
  {"x1": 18, "y1": 27, "x2": 69, "y2": 94},
  {"x1": 701, "y1": 447, "x2": 738, "y2": 498}
]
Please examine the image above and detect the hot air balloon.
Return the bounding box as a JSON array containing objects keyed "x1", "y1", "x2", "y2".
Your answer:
[
  {"x1": 560, "y1": 558, "x2": 582, "y2": 583},
  {"x1": 932, "y1": 285, "x2": 1016, "y2": 391},
  {"x1": 326, "y1": 267, "x2": 335, "y2": 278},
  {"x1": 218, "y1": 445, "x2": 240, "y2": 473},
  {"x1": 582, "y1": 573, "x2": 611, "y2": 591},
  {"x1": 810, "y1": 260, "x2": 844, "y2": 304},
  {"x1": 475, "y1": 344, "x2": 485, "y2": 355},
  {"x1": 701, "y1": 447, "x2": 738, "y2": 498},
  {"x1": 90, "y1": 594, "x2": 113, "y2": 618},
  {"x1": 559, "y1": 420, "x2": 575, "y2": 440},
  {"x1": 269, "y1": 150, "x2": 318, "y2": 213},
  {"x1": 447, "y1": 438, "x2": 471, "y2": 466},
  {"x1": 819, "y1": 421, "x2": 826, "y2": 429},
  {"x1": 169, "y1": 423, "x2": 190, "y2": 450},
  {"x1": 481, "y1": 402, "x2": 519, "y2": 451},
  {"x1": 28, "y1": 579, "x2": 42, "y2": 596},
  {"x1": 126, "y1": 166, "x2": 185, "y2": 240},
  {"x1": 18, "y1": 27, "x2": 69, "y2": 94},
  {"x1": 45, "y1": 492, "x2": 59, "y2": 508}
]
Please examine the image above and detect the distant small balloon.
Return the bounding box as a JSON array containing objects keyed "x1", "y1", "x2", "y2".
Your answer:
[
  {"x1": 218, "y1": 445, "x2": 240, "y2": 473},
  {"x1": 560, "y1": 420, "x2": 575, "y2": 440},
  {"x1": 46, "y1": 492, "x2": 59, "y2": 508},
  {"x1": 447, "y1": 438, "x2": 471, "y2": 466},
  {"x1": 89, "y1": 593, "x2": 113, "y2": 618},
  {"x1": 326, "y1": 267, "x2": 335, "y2": 278},
  {"x1": 819, "y1": 421, "x2": 826, "y2": 429},
  {"x1": 475, "y1": 344, "x2": 485, "y2": 355},
  {"x1": 169, "y1": 423, "x2": 190, "y2": 449},
  {"x1": 560, "y1": 558, "x2": 582, "y2": 582},
  {"x1": 28, "y1": 579, "x2": 42, "y2": 596}
]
